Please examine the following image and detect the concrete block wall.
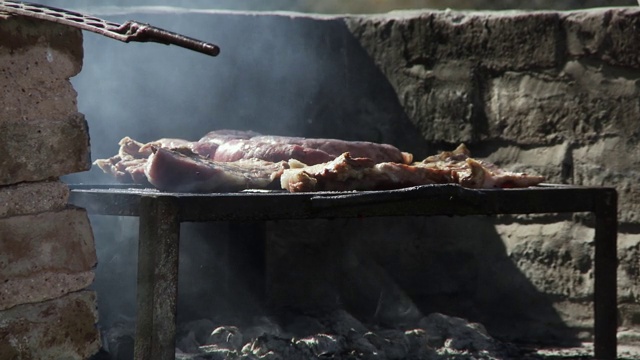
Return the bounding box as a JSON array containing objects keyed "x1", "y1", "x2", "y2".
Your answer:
[
  {"x1": 341, "y1": 7, "x2": 640, "y2": 343},
  {"x1": 0, "y1": 14, "x2": 100, "y2": 359}
]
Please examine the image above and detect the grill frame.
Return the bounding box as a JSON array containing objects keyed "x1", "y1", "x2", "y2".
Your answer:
[{"x1": 69, "y1": 184, "x2": 618, "y2": 360}]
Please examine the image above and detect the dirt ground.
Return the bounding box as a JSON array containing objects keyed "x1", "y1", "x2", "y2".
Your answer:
[{"x1": 531, "y1": 343, "x2": 640, "y2": 359}]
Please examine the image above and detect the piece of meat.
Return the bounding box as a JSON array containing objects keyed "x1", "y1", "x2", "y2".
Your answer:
[
  {"x1": 281, "y1": 145, "x2": 546, "y2": 192},
  {"x1": 118, "y1": 136, "x2": 197, "y2": 159},
  {"x1": 199, "y1": 129, "x2": 262, "y2": 142},
  {"x1": 93, "y1": 155, "x2": 150, "y2": 185},
  {"x1": 281, "y1": 153, "x2": 448, "y2": 192},
  {"x1": 145, "y1": 147, "x2": 288, "y2": 192},
  {"x1": 252, "y1": 135, "x2": 412, "y2": 164},
  {"x1": 118, "y1": 137, "x2": 151, "y2": 159},
  {"x1": 194, "y1": 130, "x2": 263, "y2": 158},
  {"x1": 139, "y1": 138, "x2": 196, "y2": 154},
  {"x1": 212, "y1": 139, "x2": 335, "y2": 164},
  {"x1": 455, "y1": 158, "x2": 546, "y2": 189},
  {"x1": 418, "y1": 144, "x2": 545, "y2": 189}
]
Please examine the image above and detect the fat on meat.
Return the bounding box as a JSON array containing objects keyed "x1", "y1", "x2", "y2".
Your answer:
[
  {"x1": 194, "y1": 130, "x2": 263, "y2": 158},
  {"x1": 252, "y1": 135, "x2": 412, "y2": 164},
  {"x1": 212, "y1": 139, "x2": 334, "y2": 164},
  {"x1": 145, "y1": 147, "x2": 288, "y2": 192}
]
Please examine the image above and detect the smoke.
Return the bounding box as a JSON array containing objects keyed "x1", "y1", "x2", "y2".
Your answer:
[
  {"x1": 48, "y1": 5, "x2": 425, "y2": 355},
  {"x1": 25, "y1": 3, "x2": 584, "y2": 356}
]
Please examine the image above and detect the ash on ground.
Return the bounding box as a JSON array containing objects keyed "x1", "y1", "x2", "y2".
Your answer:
[{"x1": 92, "y1": 310, "x2": 633, "y2": 360}]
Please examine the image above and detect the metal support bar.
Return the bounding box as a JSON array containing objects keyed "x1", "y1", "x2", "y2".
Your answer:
[
  {"x1": 134, "y1": 196, "x2": 181, "y2": 360},
  {"x1": 594, "y1": 189, "x2": 618, "y2": 360}
]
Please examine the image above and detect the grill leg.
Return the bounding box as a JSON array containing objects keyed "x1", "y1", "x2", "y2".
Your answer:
[
  {"x1": 134, "y1": 196, "x2": 180, "y2": 360},
  {"x1": 594, "y1": 190, "x2": 617, "y2": 360}
]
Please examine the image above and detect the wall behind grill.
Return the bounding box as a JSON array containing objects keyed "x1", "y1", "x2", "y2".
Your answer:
[
  {"x1": 0, "y1": 15, "x2": 101, "y2": 358},
  {"x1": 59, "y1": 5, "x2": 640, "y2": 348}
]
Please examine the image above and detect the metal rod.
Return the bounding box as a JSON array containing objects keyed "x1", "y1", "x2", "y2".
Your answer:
[
  {"x1": 0, "y1": 1, "x2": 220, "y2": 57},
  {"x1": 593, "y1": 189, "x2": 618, "y2": 360},
  {"x1": 134, "y1": 23, "x2": 220, "y2": 56},
  {"x1": 134, "y1": 195, "x2": 181, "y2": 360}
]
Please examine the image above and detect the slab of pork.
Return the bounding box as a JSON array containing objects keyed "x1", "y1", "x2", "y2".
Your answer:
[{"x1": 144, "y1": 147, "x2": 288, "y2": 192}]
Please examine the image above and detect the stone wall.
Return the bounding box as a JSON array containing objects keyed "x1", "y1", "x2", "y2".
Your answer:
[
  {"x1": 0, "y1": 14, "x2": 100, "y2": 359},
  {"x1": 339, "y1": 7, "x2": 640, "y2": 344}
]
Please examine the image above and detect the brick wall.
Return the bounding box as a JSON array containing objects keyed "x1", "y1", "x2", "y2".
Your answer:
[{"x1": 0, "y1": 14, "x2": 100, "y2": 359}]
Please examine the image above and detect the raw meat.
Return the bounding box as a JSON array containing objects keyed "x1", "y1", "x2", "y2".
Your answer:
[
  {"x1": 93, "y1": 155, "x2": 149, "y2": 185},
  {"x1": 252, "y1": 135, "x2": 413, "y2": 164},
  {"x1": 145, "y1": 147, "x2": 288, "y2": 192},
  {"x1": 212, "y1": 139, "x2": 335, "y2": 164}
]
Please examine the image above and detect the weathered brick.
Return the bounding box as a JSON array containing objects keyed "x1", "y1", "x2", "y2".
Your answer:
[
  {"x1": 399, "y1": 60, "x2": 485, "y2": 143},
  {"x1": 0, "y1": 15, "x2": 82, "y2": 122},
  {"x1": 483, "y1": 142, "x2": 570, "y2": 184},
  {"x1": 432, "y1": 11, "x2": 560, "y2": 70},
  {"x1": 572, "y1": 137, "x2": 640, "y2": 224},
  {"x1": 0, "y1": 112, "x2": 91, "y2": 185},
  {"x1": 485, "y1": 61, "x2": 640, "y2": 144},
  {"x1": 563, "y1": 8, "x2": 640, "y2": 69},
  {"x1": 0, "y1": 14, "x2": 82, "y2": 76},
  {"x1": 0, "y1": 180, "x2": 69, "y2": 218},
  {"x1": 0, "y1": 207, "x2": 96, "y2": 310},
  {"x1": 0, "y1": 291, "x2": 100, "y2": 360},
  {"x1": 347, "y1": 10, "x2": 559, "y2": 72}
]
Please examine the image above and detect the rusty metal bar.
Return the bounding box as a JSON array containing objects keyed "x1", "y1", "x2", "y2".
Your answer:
[
  {"x1": 69, "y1": 184, "x2": 606, "y2": 220},
  {"x1": 593, "y1": 189, "x2": 618, "y2": 360},
  {"x1": 134, "y1": 196, "x2": 180, "y2": 360},
  {"x1": 0, "y1": 1, "x2": 220, "y2": 56}
]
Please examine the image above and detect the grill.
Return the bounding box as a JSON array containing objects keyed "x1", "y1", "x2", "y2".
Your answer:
[{"x1": 69, "y1": 183, "x2": 618, "y2": 360}]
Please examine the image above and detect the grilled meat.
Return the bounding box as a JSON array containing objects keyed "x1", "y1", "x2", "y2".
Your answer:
[{"x1": 281, "y1": 144, "x2": 545, "y2": 192}]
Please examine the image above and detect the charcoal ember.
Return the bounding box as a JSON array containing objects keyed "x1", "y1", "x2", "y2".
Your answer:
[
  {"x1": 241, "y1": 334, "x2": 291, "y2": 359},
  {"x1": 177, "y1": 330, "x2": 202, "y2": 354},
  {"x1": 207, "y1": 326, "x2": 244, "y2": 350},
  {"x1": 198, "y1": 345, "x2": 238, "y2": 360},
  {"x1": 283, "y1": 315, "x2": 327, "y2": 338},
  {"x1": 344, "y1": 329, "x2": 381, "y2": 358},
  {"x1": 322, "y1": 309, "x2": 369, "y2": 336},
  {"x1": 175, "y1": 350, "x2": 226, "y2": 360},
  {"x1": 418, "y1": 313, "x2": 496, "y2": 352},
  {"x1": 244, "y1": 316, "x2": 284, "y2": 340},
  {"x1": 180, "y1": 319, "x2": 217, "y2": 345},
  {"x1": 379, "y1": 329, "x2": 411, "y2": 359},
  {"x1": 294, "y1": 333, "x2": 343, "y2": 357},
  {"x1": 404, "y1": 329, "x2": 438, "y2": 360},
  {"x1": 363, "y1": 329, "x2": 410, "y2": 360}
]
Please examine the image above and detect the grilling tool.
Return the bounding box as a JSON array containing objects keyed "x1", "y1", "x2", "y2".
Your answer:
[{"x1": 0, "y1": 0, "x2": 220, "y2": 56}]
